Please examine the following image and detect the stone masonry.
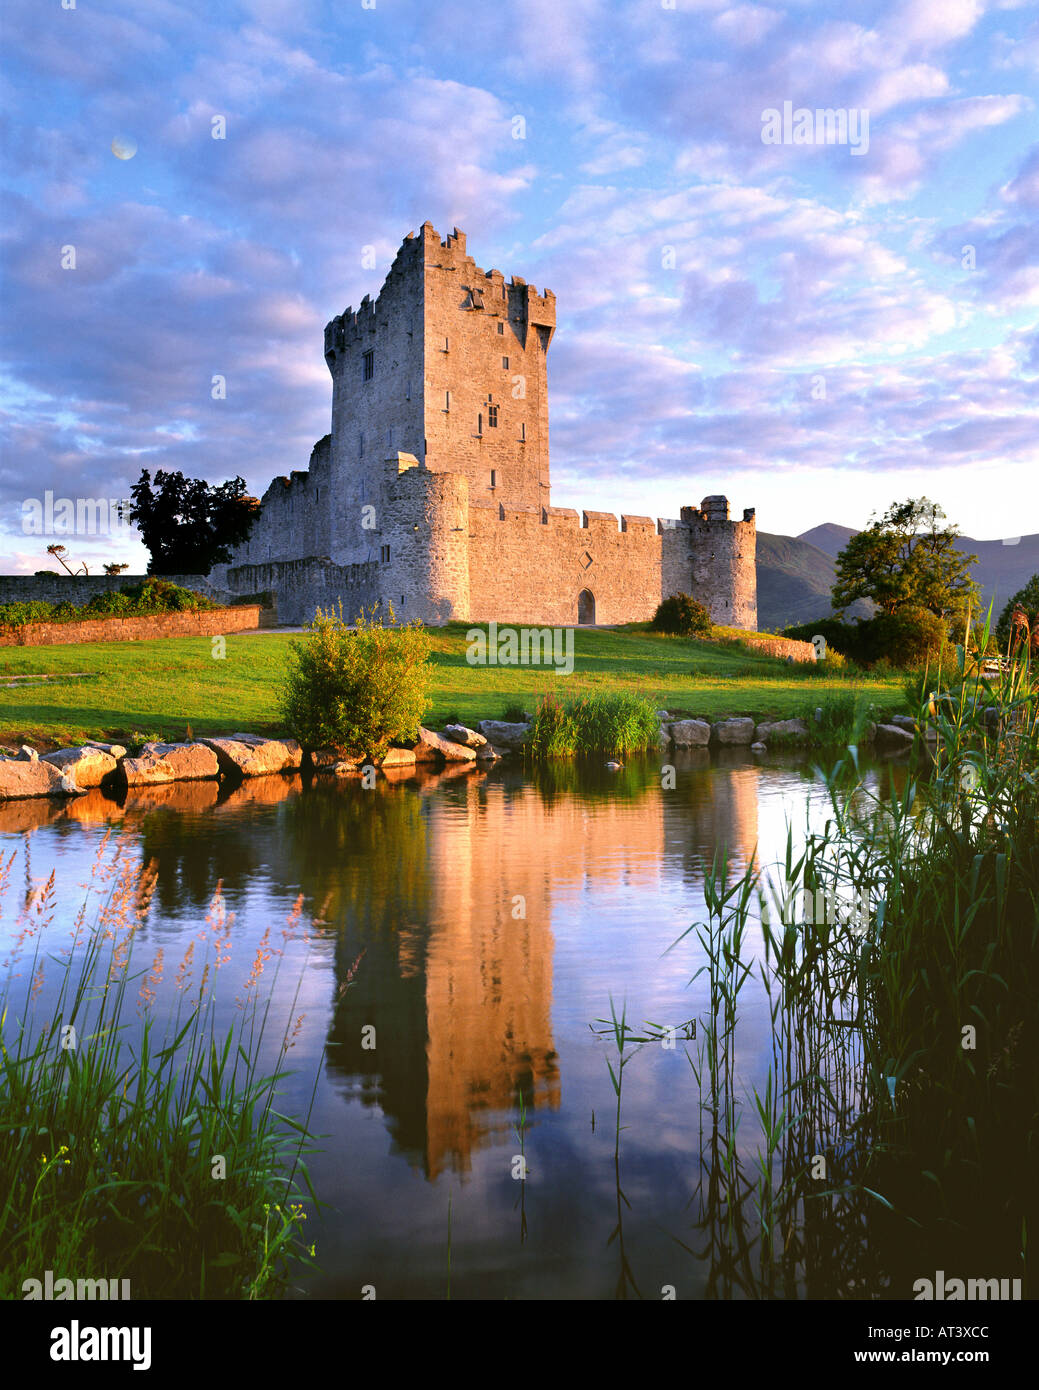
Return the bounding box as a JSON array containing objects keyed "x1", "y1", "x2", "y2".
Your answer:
[{"x1": 208, "y1": 222, "x2": 757, "y2": 629}]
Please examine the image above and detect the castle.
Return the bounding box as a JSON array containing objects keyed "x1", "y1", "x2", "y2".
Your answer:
[{"x1": 210, "y1": 221, "x2": 757, "y2": 629}]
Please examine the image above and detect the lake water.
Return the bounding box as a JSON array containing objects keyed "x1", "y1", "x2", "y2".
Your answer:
[{"x1": 0, "y1": 748, "x2": 906, "y2": 1300}]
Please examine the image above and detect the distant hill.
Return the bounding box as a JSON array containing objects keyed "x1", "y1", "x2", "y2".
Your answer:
[{"x1": 755, "y1": 525, "x2": 1039, "y2": 631}]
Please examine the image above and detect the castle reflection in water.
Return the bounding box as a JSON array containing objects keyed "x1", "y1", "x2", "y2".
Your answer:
[{"x1": 0, "y1": 751, "x2": 763, "y2": 1179}]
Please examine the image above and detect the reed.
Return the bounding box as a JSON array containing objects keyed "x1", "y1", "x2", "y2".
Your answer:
[
  {"x1": 666, "y1": 627, "x2": 1037, "y2": 1297},
  {"x1": 0, "y1": 838, "x2": 323, "y2": 1299},
  {"x1": 526, "y1": 691, "x2": 660, "y2": 760}
]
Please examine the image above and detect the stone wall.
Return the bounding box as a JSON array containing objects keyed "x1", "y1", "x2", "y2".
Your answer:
[
  {"x1": 214, "y1": 557, "x2": 382, "y2": 627},
  {"x1": 0, "y1": 574, "x2": 232, "y2": 605},
  {"x1": 0, "y1": 605, "x2": 261, "y2": 647},
  {"x1": 467, "y1": 503, "x2": 662, "y2": 626}
]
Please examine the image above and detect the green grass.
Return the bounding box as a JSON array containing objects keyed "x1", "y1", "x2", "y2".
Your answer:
[{"x1": 0, "y1": 622, "x2": 906, "y2": 749}]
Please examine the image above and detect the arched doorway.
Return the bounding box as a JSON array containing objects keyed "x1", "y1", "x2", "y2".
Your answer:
[{"x1": 577, "y1": 589, "x2": 595, "y2": 625}]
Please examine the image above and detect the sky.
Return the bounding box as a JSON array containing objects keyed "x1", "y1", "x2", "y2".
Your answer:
[{"x1": 1, "y1": 0, "x2": 1037, "y2": 574}]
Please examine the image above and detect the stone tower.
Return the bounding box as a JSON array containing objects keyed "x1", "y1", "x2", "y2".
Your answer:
[{"x1": 321, "y1": 222, "x2": 556, "y2": 566}]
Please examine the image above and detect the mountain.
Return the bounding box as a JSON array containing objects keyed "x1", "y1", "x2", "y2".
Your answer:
[{"x1": 754, "y1": 525, "x2": 1039, "y2": 631}]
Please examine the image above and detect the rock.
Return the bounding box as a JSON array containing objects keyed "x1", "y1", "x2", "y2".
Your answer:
[
  {"x1": 380, "y1": 747, "x2": 416, "y2": 768},
  {"x1": 710, "y1": 717, "x2": 756, "y2": 746},
  {"x1": 475, "y1": 744, "x2": 500, "y2": 761},
  {"x1": 889, "y1": 715, "x2": 918, "y2": 733},
  {"x1": 333, "y1": 759, "x2": 367, "y2": 776},
  {"x1": 309, "y1": 748, "x2": 364, "y2": 772},
  {"x1": 814, "y1": 707, "x2": 824, "y2": 724},
  {"x1": 476, "y1": 720, "x2": 529, "y2": 751},
  {"x1": 874, "y1": 723, "x2": 914, "y2": 751},
  {"x1": 14, "y1": 746, "x2": 39, "y2": 762},
  {"x1": 122, "y1": 742, "x2": 221, "y2": 786},
  {"x1": 417, "y1": 727, "x2": 477, "y2": 762},
  {"x1": 862, "y1": 721, "x2": 877, "y2": 744},
  {"x1": 0, "y1": 758, "x2": 73, "y2": 800},
  {"x1": 750, "y1": 742, "x2": 767, "y2": 753},
  {"x1": 669, "y1": 718, "x2": 711, "y2": 748},
  {"x1": 444, "y1": 723, "x2": 487, "y2": 749},
  {"x1": 753, "y1": 718, "x2": 810, "y2": 745},
  {"x1": 85, "y1": 740, "x2": 128, "y2": 758},
  {"x1": 41, "y1": 746, "x2": 118, "y2": 789},
  {"x1": 605, "y1": 761, "x2": 622, "y2": 770},
  {"x1": 657, "y1": 725, "x2": 671, "y2": 750},
  {"x1": 203, "y1": 735, "x2": 303, "y2": 777},
  {"x1": 655, "y1": 710, "x2": 671, "y2": 721}
]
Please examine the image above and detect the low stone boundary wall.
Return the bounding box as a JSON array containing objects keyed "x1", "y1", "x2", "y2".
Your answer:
[
  {"x1": 735, "y1": 634, "x2": 816, "y2": 662},
  {"x1": 0, "y1": 605, "x2": 262, "y2": 647}
]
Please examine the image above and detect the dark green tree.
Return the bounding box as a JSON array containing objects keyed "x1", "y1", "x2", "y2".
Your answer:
[
  {"x1": 125, "y1": 469, "x2": 260, "y2": 574},
  {"x1": 832, "y1": 497, "x2": 978, "y2": 624},
  {"x1": 995, "y1": 574, "x2": 1039, "y2": 651}
]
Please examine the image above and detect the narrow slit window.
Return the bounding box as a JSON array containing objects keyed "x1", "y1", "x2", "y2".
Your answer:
[
  {"x1": 380, "y1": 544, "x2": 390, "y2": 563},
  {"x1": 363, "y1": 350, "x2": 374, "y2": 381},
  {"x1": 519, "y1": 422, "x2": 526, "y2": 441},
  {"x1": 490, "y1": 470, "x2": 496, "y2": 489},
  {"x1": 497, "y1": 322, "x2": 504, "y2": 335},
  {"x1": 502, "y1": 356, "x2": 509, "y2": 369}
]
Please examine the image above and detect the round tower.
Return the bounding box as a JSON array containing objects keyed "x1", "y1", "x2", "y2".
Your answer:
[{"x1": 385, "y1": 467, "x2": 471, "y2": 625}]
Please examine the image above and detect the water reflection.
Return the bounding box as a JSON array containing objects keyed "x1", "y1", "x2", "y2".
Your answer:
[{"x1": 0, "y1": 749, "x2": 907, "y2": 1297}]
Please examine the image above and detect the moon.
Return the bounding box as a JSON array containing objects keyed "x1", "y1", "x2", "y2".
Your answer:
[{"x1": 111, "y1": 135, "x2": 137, "y2": 160}]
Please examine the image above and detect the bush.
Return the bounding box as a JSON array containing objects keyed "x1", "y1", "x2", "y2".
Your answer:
[
  {"x1": 859, "y1": 605, "x2": 948, "y2": 668},
  {"x1": 651, "y1": 593, "x2": 713, "y2": 638},
  {"x1": 527, "y1": 690, "x2": 660, "y2": 760},
  {"x1": 280, "y1": 603, "x2": 432, "y2": 759}
]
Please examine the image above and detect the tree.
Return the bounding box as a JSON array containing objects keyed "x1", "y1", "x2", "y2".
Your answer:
[
  {"x1": 832, "y1": 497, "x2": 978, "y2": 624},
  {"x1": 103, "y1": 562, "x2": 130, "y2": 576},
  {"x1": 995, "y1": 574, "x2": 1039, "y2": 651},
  {"x1": 125, "y1": 469, "x2": 260, "y2": 574},
  {"x1": 46, "y1": 543, "x2": 87, "y2": 575}
]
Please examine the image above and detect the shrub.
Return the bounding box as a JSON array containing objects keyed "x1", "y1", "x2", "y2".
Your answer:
[
  {"x1": 651, "y1": 593, "x2": 713, "y2": 638},
  {"x1": 502, "y1": 702, "x2": 528, "y2": 723},
  {"x1": 280, "y1": 602, "x2": 432, "y2": 759},
  {"x1": 859, "y1": 605, "x2": 948, "y2": 668},
  {"x1": 0, "y1": 580, "x2": 216, "y2": 632}
]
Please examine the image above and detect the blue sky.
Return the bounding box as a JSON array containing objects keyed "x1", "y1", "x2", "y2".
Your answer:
[{"x1": 2, "y1": 0, "x2": 1037, "y2": 572}]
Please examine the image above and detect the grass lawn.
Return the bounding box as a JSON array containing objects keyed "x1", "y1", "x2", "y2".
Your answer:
[{"x1": 0, "y1": 621, "x2": 908, "y2": 749}]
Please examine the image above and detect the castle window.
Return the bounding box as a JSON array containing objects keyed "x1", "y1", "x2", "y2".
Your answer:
[
  {"x1": 476, "y1": 412, "x2": 483, "y2": 435},
  {"x1": 519, "y1": 422, "x2": 526, "y2": 442},
  {"x1": 490, "y1": 470, "x2": 496, "y2": 489},
  {"x1": 502, "y1": 356, "x2": 509, "y2": 369},
  {"x1": 488, "y1": 404, "x2": 498, "y2": 428},
  {"x1": 359, "y1": 431, "x2": 365, "y2": 455},
  {"x1": 497, "y1": 322, "x2": 504, "y2": 335},
  {"x1": 380, "y1": 544, "x2": 390, "y2": 563},
  {"x1": 441, "y1": 336, "x2": 449, "y2": 352},
  {"x1": 443, "y1": 391, "x2": 450, "y2": 412},
  {"x1": 363, "y1": 350, "x2": 374, "y2": 381}
]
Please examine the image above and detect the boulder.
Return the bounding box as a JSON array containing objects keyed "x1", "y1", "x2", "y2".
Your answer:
[
  {"x1": 444, "y1": 723, "x2": 488, "y2": 749},
  {"x1": 122, "y1": 742, "x2": 220, "y2": 786},
  {"x1": 889, "y1": 715, "x2": 918, "y2": 733},
  {"x1": 14, "y1": 746, "x2": 39, "y2": 762},
  {"x1": 417, "y1": 728, "x2": 477, "y2": 762},
  {"x1": 380, "y1": 747, "x2": 416, "y2": 768},
  {"x1": 0, "y1": 758, "x2": 74, "y2": 800},
  {"x1": 669, "y1": 718, "x2": 712, "y2": 748},
  {"x1": 750, "y1": 742, "x2": 767, "y2": 753},
  {"x1": 710, "y1": 717, "x2": 756, "y2": 746},
  {"x1": 476, "y1": 720, "x2": 529, "y2": 751},
  {"x1": 203, "y1": 735, "x2": 303, "y2": 777},
  {"x1": 408, "y1": 730, "x2": 444, "y2": 762},
  {"x1": 475, "y1": 744, "x2": 500, "y2": 761},
  {"x1": 874, "y1": 723, "x2": 914, "y2": 751},
  {"x1": 753, "y1": 718, "x2": 810, "y2": 745},
  {"x1": 42, "y1": 746, "x2": 118, "y2": 789},
  {"x1": 85, "y1": 740, "x2": 128, "y2": 759},
  {"x1": 655, "y1": 710, "x2": 671, "y2": 721}
]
